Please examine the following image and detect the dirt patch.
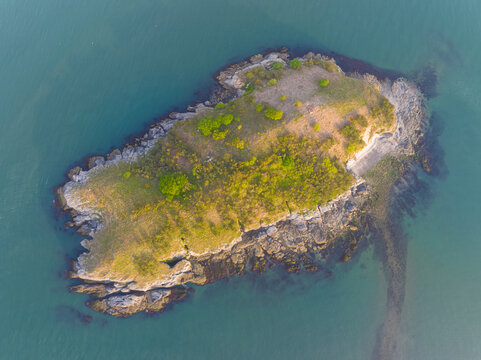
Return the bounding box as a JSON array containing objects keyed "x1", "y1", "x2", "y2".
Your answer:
[{"x1": 255, "y1": 66, "x2": 336, "y2": 117}]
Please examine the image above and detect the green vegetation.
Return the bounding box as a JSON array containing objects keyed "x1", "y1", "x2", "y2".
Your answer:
[
  {"x1": 319, "y1": 78, "x2": 330, "y2": 87},
  {"x1": 212, "y1": 129, "x2": 229, "y2": 140},
  {"x1": 371, "y1": 98, "x2": 395, "y2": 130},
  {"x1": 339, "y1": 113, "x2": 370, "y2": 156},
  {"x1": 321, "y1": 61, "x2": 338, "y2": 72},
  {"x1": 339, "y1": 124, "x2": 365, "y2": 156},
  {"x1": 272, "y1": 61, "x2": 283, "y2": 70},
  {"x1": 240, "y1": 65, "x2": 283, "y2": 94},
  {"x1": 267, "y1": 78, "x2": 277, "y2": 86},
  {"x1": 264, "y1": 107, "x2": 283, "y2": 120},
  {"x1": 289, "y1": 59, "x2": 302, "y2": 70},
  {"x1": 304, "y1": 58, "x2": 314, "y2": 67},
  {"x1": 242, "y1": 83, "x2": 255, "y2": 95},
  {"x1": 133, "y1": 252, "x2": 156, "y2": 275},
  {"x1": 215, "y1": 103, "x2": 226, "y2": 109},
  {"x1": 321, "y1": 136, "x2": 337, "y2": 151},
  {"x1": 231, "y1": 136, "x2": 245, "y2": 150},
  {"x1": 197, "y1": 114, "x2": 233, "y2": 137},
  {"x1": 312, "y1": 122, "x2": 321, "y2": 131},
  {"x1": 294, "y1": 100, "x2": 303, "y2": 107},
  {"x1": 255, "y1": 104, "x2": 265, "y2": 112},
  {"x1": 158, "y1": 173, "x2": 191, "y2": 201},
  {"x1": 280, "y1": 95, "x2": 287, "y2": 101},
  {"x1": 351, "y1": 114, "x2": 368, "y2": 127}
]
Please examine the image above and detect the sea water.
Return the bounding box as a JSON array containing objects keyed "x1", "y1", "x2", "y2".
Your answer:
[{"x1": 1, "y1": 0, "x2": 480, "y2": 359}]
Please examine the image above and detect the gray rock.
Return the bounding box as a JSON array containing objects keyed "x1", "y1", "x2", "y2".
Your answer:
[{"x1": 266, "y1": 226, "x2": 278, "y2": 236}]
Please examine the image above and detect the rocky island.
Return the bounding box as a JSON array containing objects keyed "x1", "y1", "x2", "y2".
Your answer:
[{"x1": 58, "y1": 50, "x2": 427, "y2": 317}]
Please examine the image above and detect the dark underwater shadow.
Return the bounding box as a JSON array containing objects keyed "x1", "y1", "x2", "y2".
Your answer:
[{"x1": 370, "y1": 82, "x2": 449, "y2": 360}]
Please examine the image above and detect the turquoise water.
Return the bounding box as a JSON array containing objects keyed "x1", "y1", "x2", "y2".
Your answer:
[{"x1": 1, "y1": 0, "x2": 480, "y2": 358}]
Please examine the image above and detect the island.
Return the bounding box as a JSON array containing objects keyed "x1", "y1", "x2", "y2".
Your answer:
[{"x1": 58, "y1": 50, "x2": 427, "y2": 317}]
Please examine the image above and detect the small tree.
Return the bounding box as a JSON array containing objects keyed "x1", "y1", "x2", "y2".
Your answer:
[
  {"x1": 212, "y1": 130, "x2": 229, "y2": 141},
  {"x1": 321, "y1": 61, "x2": 337, "y2": 72},
  {"x1": 255, "y1": 104, "x2": 265, "y2": 112},
  {"x1": 221, "y1": 114, "x2": 233, "y2": 126},
  {"x1": 197, "y1": 117, "x2": 213, "y2": 136},
  {"x1": 264, "y1": 107, "x2": 283, "y2": 120},
  {"x1": 312, "y1": 122, "x2": 321, "y2": 131},
  {"x1": 158, "y1": 173, "x2": 189, "y2": 201},
  {"x1": 267, "y1": 78, "x2": 277, "y2": 86},
  {"x1": 289, "y1": 59, "x2": 302, "y2": 70},
  {"x1": 231, "y1": 137, "x2": 245, "y2": 150},
  {"x1": 280, "y1": 95, "x2": 287, "y2": 101},
  {"x1": 351, "y1": 114, "x2": 368, "y2": 127},
  {"x1": 319, "y1": 78, "x2": 329, "y2": 87},
  {"x1": 272, "y1": 61, "x2": 283, "y2": 70}
]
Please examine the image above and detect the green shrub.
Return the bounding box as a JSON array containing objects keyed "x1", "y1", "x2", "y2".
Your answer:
[
  {"x1": 133, "y1": 252, "x2": 156, "y2": 275},
  {"x1": 272, "y1": 61, "x2": 283, "y2": 70},
  {"x1": 282, "y1": 155, "x2": 295, "y2": 170},
  {"x1": 212, "y1": 116, "x2": 223, "y2": 129},
  {"x1": 221, "y1": 114, "x2": 234, "y2": 126},
  {"x1": 319, "y1": 78, "x2": 330, "y2": 87},
  {"x1": 294, "y1": 100, "x2": 303, "y2": 107},
  {"x1": 212, "y1": 130, "x2": 229, "y2": 141},
  {"x1": 321, "y1": 136, "x2": 337, "y2": 151},
  {"x1": 231, "y1": 136, "x2": 245, "y2": 150},
  {"x1": 345, "y1": 142, "x2": 364, "y2": 156},
  {"x1": 289, "y1": 59, "x2": 302, "y2": 70},
  {"x1": 321, "y1": 157, "x2": 338, "y2": 174},
  {"x1": 215, "y1": 103, "x2": 226, "y2": 109},
  {"x1": 197, "y1": 115, "x2": 233, "y2": 137},
  {"x1": 371, "y1": 98, "x2": 395, "y2": 128},
  {"x1": 321, "y1": 61, "x2": 337, "y2": 72},
  {"x1": 197, "y1": 117, "x2": 214, "y2": 136},
  {"x1": 340, "y1": 125, "x2": 365, "y2": 156},
  {"x1": 280, "y1": 95, "x2": 287, "y2": 101},
  {"x1": 264, "y1": 107, "x2": 283, "y2": 120},
  {"x1": 243, "y1": 83, "x2": 255, "y2": 95},
  {"x1": 351, "y1": 114, "x2": 368, "y2": 127},
  {"x1": 339, "y1": 125, "x2": 361, "y2": 141},
  {"x1": 255, "y1": 104, "x2": 265, "y2": 112},
  {"x1": 312, "y1": 122, "x2": 321, "y2": 131},
  {"x1": 158, "y1": 173, "x2": 189, "y2": 201},
  {"x1": 123, "y1": 171, "x2": 131, "y2": 179},
  {"x1": 267, "y1": 78, "x2": 277, "y2": 86}
]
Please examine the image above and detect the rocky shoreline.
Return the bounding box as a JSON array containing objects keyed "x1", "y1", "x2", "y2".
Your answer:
[{"x1": 58, "y1": 49, "x2": 428, "y2": 317}]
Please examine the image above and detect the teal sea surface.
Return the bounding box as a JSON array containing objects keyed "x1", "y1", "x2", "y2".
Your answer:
[{"x1": 1, "y1": 0, "x2": 481, "y2": 359}]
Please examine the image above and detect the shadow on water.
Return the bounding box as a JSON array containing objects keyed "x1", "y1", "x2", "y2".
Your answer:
[
  {"x1": 55, "y1": 305, "x2": 93, "y2": 326},
  {"x1": 371, "y1": 93, "x2": 448, "y2": 359}
]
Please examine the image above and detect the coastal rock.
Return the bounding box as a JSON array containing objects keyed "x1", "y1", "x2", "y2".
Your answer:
[
  {"x1": 67, "y1": 166, "x2": 82, "y2": 180},
  {"x1": 107, "y1": 149, "x2": 121, "y2": 161},
  {"x1": 87, "y1": 156, "x2": 105, "y2": 169}
]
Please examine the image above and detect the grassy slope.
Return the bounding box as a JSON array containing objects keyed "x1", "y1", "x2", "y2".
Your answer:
[{"x1": 69, "y1": 60, "x2": 395, "y2": 283}]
